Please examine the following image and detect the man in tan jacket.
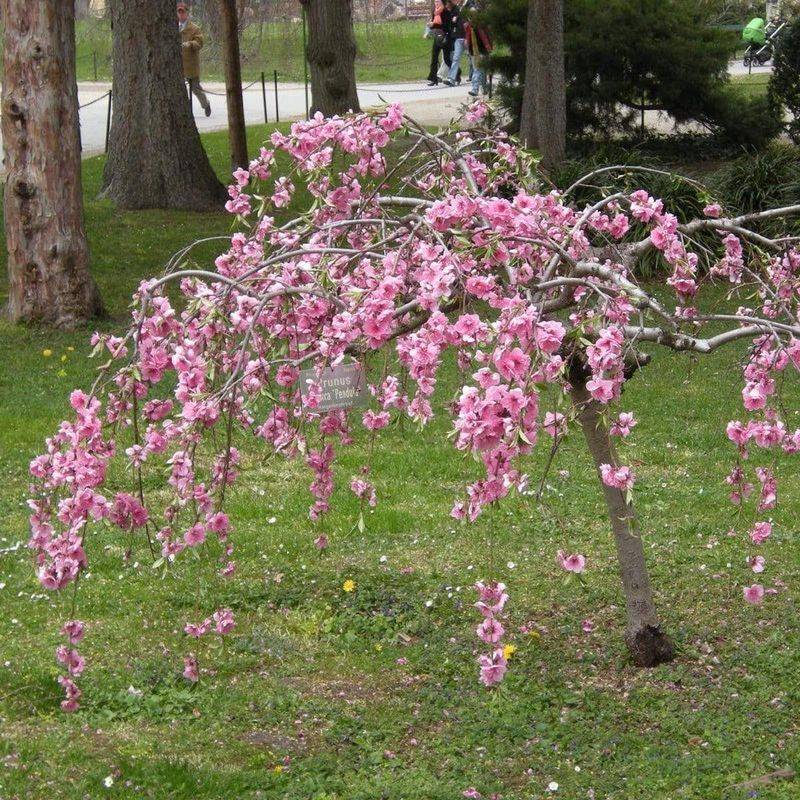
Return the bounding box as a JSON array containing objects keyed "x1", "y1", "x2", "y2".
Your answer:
[{"x1": 177, "y1": 3, "x2": 211, "y2": 117}]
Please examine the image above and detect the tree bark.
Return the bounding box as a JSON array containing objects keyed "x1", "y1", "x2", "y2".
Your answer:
[
  {"x1": 2, "y1": 0, "x2": 103, "y2": 327},
  {"x1": 219, "y1": 0, "x2": 249, "y2": 170},
  {"x1": 520, "y1": 0, "x2": 566, "y2": 169},
  {"x1": 532, "y1": 0, "x2": 566, "y2": 169},
  {"x1": 299, "y1": 0, "x2": 361, "y2": 117},
  {"x1": 569, "y1": 371, "x2": 675, "y2": 667},
  {"x1": 519, "y1": 0, "x2": 538, "y2": 149},
  {"x1": 101, "y1": 0, "x2": 226, "y2": 210}
]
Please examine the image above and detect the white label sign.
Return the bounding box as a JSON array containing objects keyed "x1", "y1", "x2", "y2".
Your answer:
[{"x1": 299, "y1": 362, "x2": 367, "y2": 411}]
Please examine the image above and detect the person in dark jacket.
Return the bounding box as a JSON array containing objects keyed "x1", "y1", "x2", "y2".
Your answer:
[{"x1": 444, "y1": 1, "x2": 465, "y2": 86}]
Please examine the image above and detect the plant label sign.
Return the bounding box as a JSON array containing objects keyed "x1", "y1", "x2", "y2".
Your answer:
[{"x1": 299, "y1": 362, "x2": 367, "y2": 411}]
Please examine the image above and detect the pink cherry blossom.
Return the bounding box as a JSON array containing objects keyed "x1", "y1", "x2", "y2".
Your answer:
[
  {"x1": 213, "y1": 608, "x2": 235, "y2": 635},
  {"x1": 747, "y1": 555, "x2": 766, "y2": 573},
  {"x1": 477, "y1": 617, "x2": 505, "y2": 644},
  {"x1": 600, "y1": 464, "x2": 635, "y2": 491},
  {"x1": 743, "y1": 584, "x2": 765, "y2": 605},
  {"x1": 749, "y1": 521, "x2": 772, "y2": 544},
  {"x1": 183, "y1": 654, "x2": 199, "y2": 682},
  {"x1": 556, "y1": 550, "x2": 586, "y2": 574},
  {"x1": 478, "y1": 648, "x2": 508, "y2": 686}
]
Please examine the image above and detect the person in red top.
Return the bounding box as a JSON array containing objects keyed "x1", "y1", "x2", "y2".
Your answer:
[
  {"x1": 464, "y1": 4, "x2": 492, "y2": 97},
  {"x1": 426, "y1": 3, "x2": 450, "y2": 86}
]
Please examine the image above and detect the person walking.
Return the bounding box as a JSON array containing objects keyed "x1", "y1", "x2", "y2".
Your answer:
[
  {"x1": 465, "y1": 6, "x2": 492, "y2": 97},
  {"x1": 444, "y1": 1, "x2": 466, "y2": 87},
  {"x1": 177, "y1": 2, "x2": 211, "y2": 117},
  {"x1": 426, "y1": 2, "x2": 451, "y2": 86}
]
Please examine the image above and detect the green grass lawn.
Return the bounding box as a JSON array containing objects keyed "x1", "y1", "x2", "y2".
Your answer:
[
  {"x1": 73, "y1": 18, "x2": 433, "y2": 85},
  {"x1": 730, "y1": 72, "x2": 771, "y2": 99},
  {"x1": 1, "y1": 126, "x2": 800, "y2": 799}
]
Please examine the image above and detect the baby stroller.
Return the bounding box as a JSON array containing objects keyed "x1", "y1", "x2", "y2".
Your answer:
[{"x1": 742, "y1": 16, "x2": 787, "y2": 67}]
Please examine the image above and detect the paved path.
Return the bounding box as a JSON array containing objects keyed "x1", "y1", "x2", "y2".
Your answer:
[
  {"x1": 728, "y1": 61, "x2": 772, "y2": 77},
  {"x1": 56, "y1": 79, "x2": 476, "y2": 159},
  {"x1": 0, "y1": 60, "x2": 773, "y2": 162}
]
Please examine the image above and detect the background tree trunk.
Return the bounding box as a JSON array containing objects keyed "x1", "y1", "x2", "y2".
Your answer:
[
  {"x1": 2, "y1": 0, "x2": 103, "y2": 327},
  {"x1": 569, "y1": 374, "x2": 675, "y2": 668},
  {"x1": 519, "y1": 0, "x2": 538, "y2": 149},
  {"x1": 101, "y1": 0, "x2": 226, "y2": 210},
  {"x1": 521, "y1": 0, "x2": 566, "y2": 168},
  {"x1": 299, "y1": 0, "x2": 361, "y2": 117},
  {"x1": 532, "y1": 0, "x2": 566, "y2": 169},
  {"x1": 219, "y1": 0, "x2": 249, "y2": 169}
]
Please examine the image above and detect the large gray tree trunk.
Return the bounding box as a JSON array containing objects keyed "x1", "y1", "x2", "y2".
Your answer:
[
  {"x1": 219, "y1": 0, "x2": 249, "y2": 170},
  {"x1": 101, "y1": 0, "x2": 226, "y2": 210},
  {"x1": 300, "y1": 0, "x2": 361, "y2": 117},
  {"x1": 2, "y1": 0, "x2": 103, "y2": 327},
  {"x1": 569, "y1": 373, "x2": 675, "y2": 667},
  {"x1": 521, "y1": 0, "x2": 566, "y2": 169}
]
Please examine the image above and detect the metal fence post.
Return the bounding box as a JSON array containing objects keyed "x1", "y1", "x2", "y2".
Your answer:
[
  {"x1": 273, "y1": 69, "x2": 279, "y2": 122},
  {"x1": 261, "y1": 70, "x2": 268, "y2": 124},
  {"x1": 302, "y1": 8, "x2": 309, "y2": 120},
  {"x1": 104, "y1": 90, "x2": 113, "y2": 153}
]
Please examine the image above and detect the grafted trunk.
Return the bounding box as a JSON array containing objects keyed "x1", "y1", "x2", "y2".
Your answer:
[
  {"x1": 101, "y1": 0, "x2": 225, "y2": 210},
  {"x1": 300, "y1": 0, "x2": 361, "y2": 117},
  {"x1": 2, "y1": 0, "x2": 103, "y2": 327},
  {"x1": 569, "y1": 373, "x2": 675, "y2": 667},
  {"x1": 519, "y1": 0, "x2": 538, "y2": 149},
  {"x1": 219, "y1": 0, "x2": 249, "y2": 170}
]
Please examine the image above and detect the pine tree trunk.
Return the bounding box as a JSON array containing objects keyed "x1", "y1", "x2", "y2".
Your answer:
[
  {"x1": 519, "y1": 0, "x2": 538, "y2": 149},
  {"x1": 300, "y1": 0, "x2": 361, "y2": 117},
  {"x1": 2, "y1": 0, "x2": 103, "y2": 328},
  {"x1": 101, "y1": 0, "x2": 226, "y2": 210},
  {"x1": 569, "y1": 375, "x2": 675, "y2": 667},
  {"x1": 219, "y1": 0, "x2": 249, "y2": 170}
]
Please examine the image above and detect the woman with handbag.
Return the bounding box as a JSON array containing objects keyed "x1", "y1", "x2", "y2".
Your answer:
[
  {"x1": 426, "y1": 2, "x2": 451, "y2": 86},
  {"x1": 465, "y1": 3, "x2": 492, "y2": 96}
]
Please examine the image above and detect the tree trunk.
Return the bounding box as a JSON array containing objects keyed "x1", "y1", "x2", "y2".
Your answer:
[
  {"x1": 299, "y1": 0, "x2": 361, "y2": 117},
  {"x1": 2, "y1": 0, "x2": 103, "y2": 327},
  {"x1": 201, "y1": 0, "x2": 224, "y2": 42},
  {"x1": 101, "y1": 0, "x2": 226, "y2": 210},
  {"x1": 569, "y1": 373, "x2": 675, "y2": 667},
  {"x1": 519, "y1": 0, "x2": 538, "y2": 149},
  {"x1": 219, "y1": 0, "x2": 249, "y2": 170},
  {"x1": 521, "y1": 0, "x2": 566, "y2": 169}
]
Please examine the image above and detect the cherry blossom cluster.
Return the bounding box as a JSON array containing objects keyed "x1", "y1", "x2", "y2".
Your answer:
[
  {"x1": 56, "y1": 620, "x2": 85, "y2": 712},
  {"x1": 182, "y1": 608, "x2": 236, "y2": 682},
  {"x1": 474, "y1": 580, "x2": 509, "y2": 686},
  {"x1": 27, "y1": 100, "x2": 800, "y2": 706}
]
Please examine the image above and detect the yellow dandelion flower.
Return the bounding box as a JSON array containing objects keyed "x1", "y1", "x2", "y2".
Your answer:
[
  {"x1": 342, "y1": 579, "x2": 356, "y2": 593},
  {"x1": 273, "y1": 765, "x2": 283, "y2": 774},
  {"x1": 67, "y1": 346, "x2": 75, "y2": 352},
  {"x1": 503, "y1": 644, "x2": 517, "y2": 660},
  {"x1": 61, "y1": 354, "x2": 68, "y2": 362},
  {"x1": 528, "y1": 630, "x2": 541, "y2": 641},
  {"x1": 42, "y1": 349, "x2": 53, "y2": 358}
]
